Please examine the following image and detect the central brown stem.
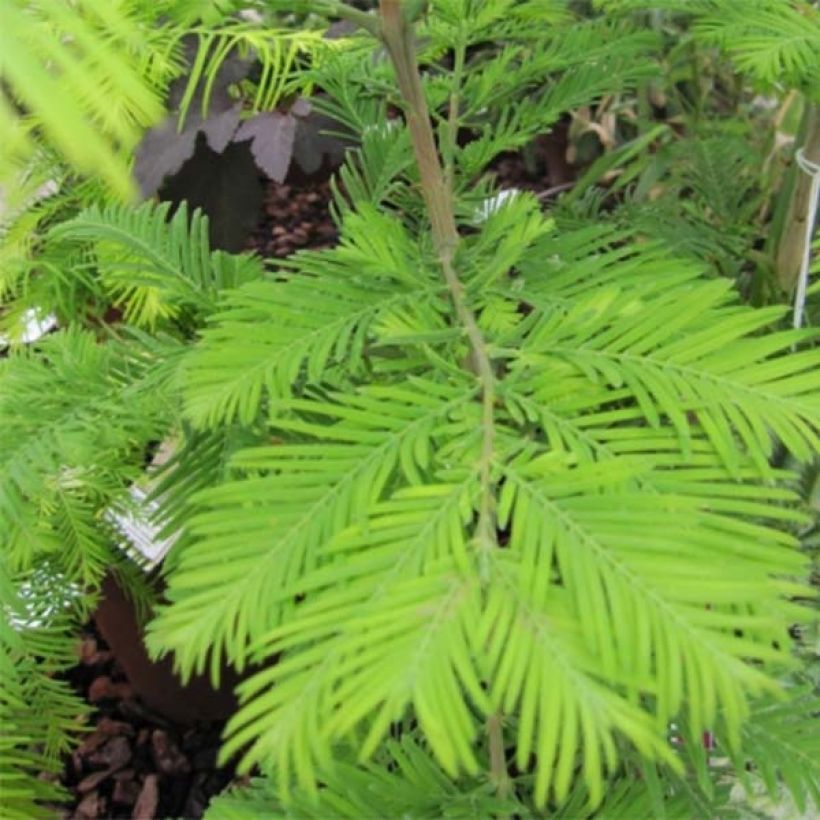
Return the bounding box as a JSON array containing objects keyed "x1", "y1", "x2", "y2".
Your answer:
[
  {"x1": 379, "y1": 0, "x2": 498, "y2": 566},
  {"x1": 379, "y1": 0, "x2": 458, "y2": 250},
  {"x1": 377, "y1": 0, "x2": 504, "y2": 797}
]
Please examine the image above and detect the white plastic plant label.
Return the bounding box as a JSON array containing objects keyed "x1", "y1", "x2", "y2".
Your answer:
[{"x1": 105, "y1": 485, "x2": 180, "y2": 572}]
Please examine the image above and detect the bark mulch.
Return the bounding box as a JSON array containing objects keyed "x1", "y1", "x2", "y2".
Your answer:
[
  {"x1": 58, "y1": 628, "x2": 236, "y2": 820},
  {"x1": 247, "y1": 177, "x2": 338, "y2": 259}
]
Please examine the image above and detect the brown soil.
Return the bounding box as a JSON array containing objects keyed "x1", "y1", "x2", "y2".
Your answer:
[
  {"x1": 247, "y1": 177, "x2": 338, "y2": 259},
  {"x1": 57, "y1": 628, "x2": 235, "y2": 820}
]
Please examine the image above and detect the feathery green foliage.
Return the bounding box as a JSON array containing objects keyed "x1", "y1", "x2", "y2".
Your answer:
[
  {"x1": 206, "y1": 735, "x2": 526, "y2": 818},
  {"x1": 0, "y1": 558, "x2": 87, "y2": 819},
  {"x1": 0, "y1": 328, "x2": 176, "y2": 585},
  {"x1": 0, "y1": 0, "x2": 171, "y2": 200},
  {"x1": 1, "y1": 0, "x2": 819, "y2": 816},
  {"x1": 596, "y1": 0, "x2": 820, "y2": 98},
  {"x1": 151, "y1": 2, "x2": 818, "y2": 810},
  {"x1": 49, "y1": 201, "x2": 264, "y2": 327},
  {"x1": 173, "y1": 23, "x2": 349, "y2": 125}
]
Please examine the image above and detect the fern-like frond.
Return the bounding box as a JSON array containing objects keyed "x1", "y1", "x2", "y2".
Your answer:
[
  {"x1": 156, "y1": 211, "x2": 820, "y2": 809},
  {"x1": 456, "y1": 21, "x2": 657, "y2": 175},
  {"x1": 513, "y1": 286, "x2": 817, "y2": 470},
  {"x1": 495, "y1": 447, "x2": 807, "y2": 734},
  {"x1": 431, "y1": 0, "x2": 573, "y2": 46},
  {"x1": 694, "y1": 0, "x2": 820, "y2": 94},
  {"x1": 205, "y1": 736, "x2": 525, "y2": 819},
  {"x1": 172, "y1": 23, "x2": 351, "y2": 125},
  {"x1": 723, "y1": 686, "x2": 820, "y2": 813},
  {"x1": 182, "y1": 208, "x2": 447, "y2": 427},
  {"x1": 0, "y1": 0, "x2": 172, "y2": 199},
  {"x1": 225, "y1": 559, "x2": 484, "y2": 790},
  {"x1": 480, "y1": 559, "x2": 678, "y2": 807},
  {"x1": 595, "y1": 0, "x2": 820, "y2": 96},
  {"x1": 0, "y1": 328, "x2": 178, "y2": 583},
  {"x1": 333, "y1": 122, "x2": 415, "y2": 213},
  {"x1": 143, "y1": 426, "x2": 267, "y2": 570},
  {"x1": 497, "y1": 221, "x2": 820, "y2": 470},
  {"x1": 574, "y1": 761, "x2": 738, "y2": 819},
  {"x1": 49, "y1": 200, "x2": 263, "y2": 328},
  {"x1": 149, "y1": 377, "x2": 478, "y2": 680},
  {"x1": 308, "y1": 44, "x2": 393, "y2": 138},
  {"x1": 0, "y1": 558, "x2": 88, "y2": 819},
  {"x1": 0, "y1": 174, "x2": 109, "y2": 331}
]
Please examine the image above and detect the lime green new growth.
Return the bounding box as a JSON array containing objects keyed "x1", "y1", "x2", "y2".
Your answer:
[{"x1": 1, "y1": 0, "x2": 819, "y2": 817}]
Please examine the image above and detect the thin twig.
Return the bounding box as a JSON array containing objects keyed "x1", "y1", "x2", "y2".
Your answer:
[
  {"x1": 488, "y1": 712, "x2": 511, "y2": 804},
  {"x1": 535, "y1": 180, "x2": 576, "y2": 200}
]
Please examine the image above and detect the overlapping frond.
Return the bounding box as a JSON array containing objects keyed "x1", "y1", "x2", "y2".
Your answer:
[
  {"x1": 225, "y1": 559, "x2": 483, "y2": 791},
  {"x1": 694, "y1": 0, "x2": 820, "y2": 94},
  {"x1": 0, "y1": 558, "x2": 87, "y2": 819},
  {"x1": 431, "y1": 0, "x2": 573, "y2": 42},
  {"x1": 49, "y1": 200, "x2": 263, "y2": 328},
  {"x1": 725, "y1": 686, "x2": 820, "y2": 812},
  {"x1": 148, "y1": 212, "x2": 819, "y2": 809},
  {"x1": 0, "y1": 328, "x2": 178, "y2": 583},
  {"x1": 181, "y1": 209, "x2": 448, "y2": 427},
  {"x1": 149, "y1": 378, "x2": 478, "y2": 680},
  {"x1": 494, "y1": 220, "x2": 820, "y2": 471},
  {"x1": 578, "y1": 762, "x2": 738, "y2": 819},
  {"x1": 480, "y1": 558, "x2": 678, "y2": 806},
  {"x1": 496, "y1": 448, "x2": 807, "y2": 736},
  {"x1": 513, "y1": 287, "x2": 817, "y2": 469},
  {"x1": 333, "y1": 122, "x2": 415, "y2": 213},
  {"x1": 456, "y1": 21, "x2": 657, "y2": 175},
  {"x1": 5, "y1": 1, "x2": 817, "y2": 814},
  {"x1": 205, "y1": 735, "x2": 524, "y2": 820},
  {"x1": 595, "y1": 0, "x2": 820, "y2": 96},
  {"x1": 171, "y1": 23, "x2": 350, "y2": 124},
  {"x1": 0, "y1": 0, "x2": 171, "y2": 200}
]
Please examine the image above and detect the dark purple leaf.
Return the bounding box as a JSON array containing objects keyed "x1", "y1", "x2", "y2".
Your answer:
[
  {"x1": 234, "y1": 112, "x2": 297, "y2": 182},
  {"x1": 160, "y1": 137, "x2": 263, "y2": 253},
  {"x1": 134, "y1": 121, "x2": 198, "y2": 198},
  {"x1": 134, "y1": 50, "x2": 249, "y2": 197},
  {"x1": 292, "y1": 110, "x2": 351, "y2": 176},
  {"x1": 201, "y1": 103, "x2": 242, "y2": 152}
]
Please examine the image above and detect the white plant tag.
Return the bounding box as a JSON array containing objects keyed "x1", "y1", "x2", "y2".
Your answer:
[
  {"x1": 105, "y1": 439, "x2": 181, "y2": 571},
  {"x1": 105, "y1": 485, "x2": 180, "y2": 571}
]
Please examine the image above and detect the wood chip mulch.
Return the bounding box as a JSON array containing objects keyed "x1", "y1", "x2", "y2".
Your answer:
[
  {"x1": 56, "y1": 628, "x2": 236, "y2": 820},
  {"x1": 247, "y1": 177, "x2": 338, "y2": 259}
]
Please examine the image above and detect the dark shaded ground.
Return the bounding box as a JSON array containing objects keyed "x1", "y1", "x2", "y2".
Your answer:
[
  {"x1": 247, "y1": 177, "x2": 338, "y2": 258},
  {"x1": 58, "y1": 628, "x2": 236, "y2": 820}
]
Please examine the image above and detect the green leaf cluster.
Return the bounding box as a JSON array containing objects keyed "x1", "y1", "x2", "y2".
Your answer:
[
  {"x1": 596, "y1": 0, "x2": 820, "y2": 100},
  {"x1": 1, "y1": 0, "x2": 818, "y2": 816}
]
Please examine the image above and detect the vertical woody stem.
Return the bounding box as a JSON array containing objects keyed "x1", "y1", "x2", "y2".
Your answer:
[
  {"x1": 378, "y1": 0, "x2": 458, "y2": 250},
  {"x1": 378, "y1": 0, "x2": 504, "y2": 797},
  {"x1": 378, "y1": 0, "x2": 497, "y2": 568},
  {"x1": 774, "y1": 101, "x2": 820, "y2": 292}
]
